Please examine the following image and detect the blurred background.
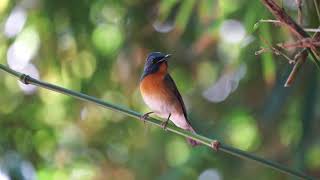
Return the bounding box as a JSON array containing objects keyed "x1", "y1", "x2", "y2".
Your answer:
[{"x1": 0, "y1": 0, "x2": 319, "y2": 179}]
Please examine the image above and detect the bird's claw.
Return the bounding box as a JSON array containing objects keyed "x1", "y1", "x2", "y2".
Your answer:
[
  {"x1": 140, "y1": 112, "x2": 153, "y2": 124},
  {"x1": 161, "y1": 113, "x2": 171, "y2": 131},
  {"x1": 140, "y1": 114, "x2": 148, "y2": 124},
  {"x1": 211, "y1": 140, "x2": 220, "y2": 152},
  {"x1": 161, "y1": 120, "x2": 169, "y2": 130}
]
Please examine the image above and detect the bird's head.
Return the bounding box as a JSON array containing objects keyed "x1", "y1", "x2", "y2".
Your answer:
[{"x1": 141, "y1": 52, "x2": 171, "y2": 79}]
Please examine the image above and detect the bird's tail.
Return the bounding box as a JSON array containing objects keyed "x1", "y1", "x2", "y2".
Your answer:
[{"x1": 186, "y1": 126, "x2": 201, "y2": 147}]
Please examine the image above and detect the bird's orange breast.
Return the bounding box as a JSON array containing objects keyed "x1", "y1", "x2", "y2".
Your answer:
[
  {"x1": 140, "y1": 72, "x2": 166, "y2": 98},
  {"x1": 140, "y1": 63, "x2": 169, "y2": 98}
]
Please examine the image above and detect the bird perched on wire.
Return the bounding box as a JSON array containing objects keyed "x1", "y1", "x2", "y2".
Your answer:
[{"x1": 139, "y1": 52, "x2": 200, "y2": 146}]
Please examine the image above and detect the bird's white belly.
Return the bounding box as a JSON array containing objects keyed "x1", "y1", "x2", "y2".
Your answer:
[
  {"x1": 141, "y1": 93, "x2": 190, "y2": 129},
  {"x1": 142, "y1": 94, "x2": 171, "y2": 118}
]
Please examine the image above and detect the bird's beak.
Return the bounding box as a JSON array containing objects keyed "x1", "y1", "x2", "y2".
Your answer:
[
  {"x1": 164, "y1": 54, "x2": 171, "y2": 59},
  {"x1": 159, "y1": 54, "x2": 171, "y2": 63}
]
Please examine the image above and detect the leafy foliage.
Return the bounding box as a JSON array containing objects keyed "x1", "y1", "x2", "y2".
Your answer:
[{"x1": 0, "y1": 0, "x2": 319, "y2": 179}]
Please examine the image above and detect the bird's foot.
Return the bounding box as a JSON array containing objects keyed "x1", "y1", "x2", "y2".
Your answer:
[
  {"x1": 140, "y1": 112, "x2": 154, "y2": 124},
  {"x1": 161, "y1": 120, "x2": 169, "y2": 130},
  {"x1": 211, "y1": 140, "x2": 220, "y2": 152},
  {"x1": 161, "y1": 113, "x2": 171, "y2": 131}
]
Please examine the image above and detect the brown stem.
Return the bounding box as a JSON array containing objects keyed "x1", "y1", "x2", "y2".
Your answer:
[
  {"x1": 261, "y1": 0, "x2": 308, "y2": 38},
  {"x1": 284, "y1": 32, "x2": 320, "y2": 87},
  {"x1": 261, "y1": 0, "x2": 320, "y2": 56},
  {"x1": 259, "y1": 35, "x2": 294, "y2": 63},
  {"x1": 296, "y1": 0, "x2": 303, "y2": 25},
  {"x1": 284, "y1": 50, "x2": 308, "y2": 87},
  {"x1": 278, "y1": 38, "x2": 320, "y2": 49},
  {"x1": 261, "y1": 0, "x2": 320, "y2": 87}
]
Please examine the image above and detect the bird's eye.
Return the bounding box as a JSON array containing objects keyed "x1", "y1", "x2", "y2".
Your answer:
[{"x1": 152, "y1": 59, "x2": 157, "y2": 64}]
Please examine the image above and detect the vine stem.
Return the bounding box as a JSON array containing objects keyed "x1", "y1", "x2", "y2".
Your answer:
[{"x1": 0, "y1": 64, "x2": 315, "y2": 180}]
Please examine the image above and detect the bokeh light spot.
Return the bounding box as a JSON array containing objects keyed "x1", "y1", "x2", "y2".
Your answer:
[
  {"x1": 21, "y1": 161, "x2": 36, "y2": 180},
  {"x1": 219, "y1": 0, "x2": 240, "y2": 17},
  {"x1": 166, "y1": 138, "x2": 190, "y2": 167},
  {"x1": 226, "y1": 111, "x2": 260, "y2": 151},
  {"x1": 53, "y1": 170, "x2": 68, "y2": 180},
  {"x1": 0, "y1": 0, "x2": 9, "y2": 14},
  {"x1": 203, "y1": 65, "x2": 246, "y2": 103},
  {"x1": 70, "y1": 164, "x2": 96, "y2": 180},
  {"x1": 90, "y1": 2, "x2": 124, "y2": 24},
  {"x1": 4, "y1": 7, "x2": 27, "y2": 38},
  {"x1": 72, "y1": 51, "x2": 97, "y2": 79},
  {"x1": 198, "y1": 169, "x2": 221, "y2": 180},
  {"x1": 220, "y1": 20, "x2": 245, "y2": 44},
  {"x1": 153, "y1": 20, "x2": 175, "y2": 33},
  {"x1": 0, "y1": 152, "x2": 36, "y2": 180},
  {"x1": 7, "y1": 26, "x2": 40, "y2": 70},
  {"x1": 0, "y1": 170, "x2": 9, "y2": 180},
  {"x1": 92, "y1": 24, "x2": 123, "y2": 56}
]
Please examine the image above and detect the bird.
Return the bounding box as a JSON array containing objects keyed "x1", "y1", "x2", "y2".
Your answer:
[{"x1": 139, "y1": 52, "x2": 200, "y2": 146}]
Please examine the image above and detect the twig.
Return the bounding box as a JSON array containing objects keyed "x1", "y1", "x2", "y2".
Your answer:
[
  {"x1": 295, "y1": 0, "x2": 303, "y2": 25},
  {"x1": 261, "y1": 0, "x2": 320, "y2": 69},
  {"x1": 259, "y1": 35, "x2": 295, "y2": 63},
  {"x1": 284, "y1": 33, "x2": 320, "y2": 87},
  {"x1": 258, "y1": 19, "x2": 282, "y2": 24},
  {"x1": 261, "y1": 0, "x2": 308, "y2": 38},
  {"x1": 278, "y1": 38, "x2": 320, "y2": 49},
  {"x1": 284, "y1": 50, "x2": 308, "y2": 87},
  {"x1": 256, "y1": 20, "x2": 320, "y2": 33},
  {"x1": 308, "y1": 32, "x2": 320, "y2": 69},
  {"x1": 313, "y1": 0, "x2": 320, "y2": 23},
  {"x1": 304, "y1": 28, "x2": 320, "y2": 32},
  {"x1": 0, "y1": 64, "x2": 315, "y2": 180},
  {"x1": 261, "y1": 0, "x2": 320, "y2": 86}
]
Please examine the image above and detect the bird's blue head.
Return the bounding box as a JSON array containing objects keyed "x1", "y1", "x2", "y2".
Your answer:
[{"x1": 141, "y1": 52, "x2": 171, "y2": 80}]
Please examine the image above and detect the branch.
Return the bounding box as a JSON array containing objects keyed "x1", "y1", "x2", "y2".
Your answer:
[
  {"x1": 255, "y1": 20, "x2": 320, "y2": 32},
  {"x1": 260, "y1": 0, "x2": 320, "y2": 88},
  {"x1": 258, "y1": 35, "x2": 295, "y2": 63},
  {"x1": 261, "y1": 0, "x2": 307, "y2": 38},
  {"x1": 0, "y1": 64, "x2": 316, "y2": 180},
  {"x1": 304, "y1": 28, "x2": 320, "y2": 33},
  {"x1": 283, "y1": 32, "x2": 320, "y2": 87},
  {"x1": 261, "y1": 0, "x2": 320, "y2": 66},
  {"x1": 284, "y1": 50, "x2": 308, "y2": 87},
  {"x1": 278, "y1": 38, "x2": 320, "y2": 49}
]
